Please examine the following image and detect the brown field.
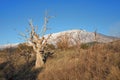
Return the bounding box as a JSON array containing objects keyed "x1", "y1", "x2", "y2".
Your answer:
[{"x1": 0, "y1": 40, "x2": 120, "y2": 80}]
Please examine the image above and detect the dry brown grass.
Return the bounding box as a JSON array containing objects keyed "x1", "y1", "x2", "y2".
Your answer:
[
  {"x1": 0, "y1": 40, "x2": 120, "y2": 80},
  {"x1": 38, "y1": 40, "x2": 120, "y2": 80},
  {"x1": 0, "y1": 44, "x2": 37, "y2": 80}
]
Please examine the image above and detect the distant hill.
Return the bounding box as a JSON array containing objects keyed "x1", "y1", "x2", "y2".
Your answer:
[
  {"x1": 0, "y1": 29, "x2": 119, "y2": 49},
  {"x1": 0, "y1": 43, "x2": 19, "y2": 50},
  {"x1": 47, "y1": 29, "x2": 119, "y2": 45}
]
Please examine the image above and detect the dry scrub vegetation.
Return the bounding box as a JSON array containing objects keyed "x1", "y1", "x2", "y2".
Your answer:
[
  {"x1": 38, "y1": 40, "x2": 120, "y2": 80},
  {"x1": 0, "y1": 39, "x2": 120, "y2": 80}
]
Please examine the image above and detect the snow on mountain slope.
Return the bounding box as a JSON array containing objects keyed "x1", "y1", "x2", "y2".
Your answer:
[
  {"x1": 0, "y1": 43, "x2": 19, "y2": 50},
  {"x1": 47, "y1": 29, "x2": 118, "y2": 45},
  {"x1": 0, "y1": 29, "x2": 118, "y2": 49}
]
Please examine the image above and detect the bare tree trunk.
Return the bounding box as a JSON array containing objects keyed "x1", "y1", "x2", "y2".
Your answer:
[
  {"x1": 35, "y1": 52, "x2": 44, "y2": 68},
  {"x1": 21, "y1": 11, "x2": 53, "y2": 69}
]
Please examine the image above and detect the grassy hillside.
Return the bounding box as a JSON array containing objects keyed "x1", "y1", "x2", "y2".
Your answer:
[{"x1": 0, "y1": 40, "x2": 120, "y2": 80}]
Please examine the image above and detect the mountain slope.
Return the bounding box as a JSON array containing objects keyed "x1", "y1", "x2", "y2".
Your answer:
[
  {"x1": 0, "y1": 43, "x2": 19, "y2": 50},
  {"x1": 0, "y1": 29, "x2": 119, "y2": 49},
  {"x1": 47, "y1": 29, "x2": 118, "y2": 45}
]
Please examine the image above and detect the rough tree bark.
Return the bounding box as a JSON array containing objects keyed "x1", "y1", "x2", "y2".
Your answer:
[{"x1": 35, "y1": 51, "x2": 44, "y2": 68}]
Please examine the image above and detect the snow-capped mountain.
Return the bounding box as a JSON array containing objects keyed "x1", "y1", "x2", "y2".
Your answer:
[
  {"x1": 0, "y1": 43, "x2": 19, "y2": 50},
  {"x1": 47, "y1": 29, "x2": 118, "y2": 45},
  {"x1": 0, "y1": 29, "x2": 119, "y2": 49}
]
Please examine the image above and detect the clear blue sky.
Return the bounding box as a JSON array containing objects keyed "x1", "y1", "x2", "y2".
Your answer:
[{"x1": 0, "y1": 0, "x2": 120, "y2": 45}]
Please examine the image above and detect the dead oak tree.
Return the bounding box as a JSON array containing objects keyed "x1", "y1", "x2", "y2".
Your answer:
[{"x1": 22, "y1": 12, "x2": 53, "y2": 69}]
